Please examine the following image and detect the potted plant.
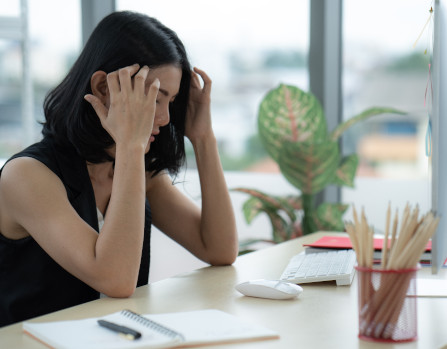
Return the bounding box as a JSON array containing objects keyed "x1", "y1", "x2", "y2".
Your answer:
[{"x1": 233, "y1": 84, "x2": 404, "y2": 250}]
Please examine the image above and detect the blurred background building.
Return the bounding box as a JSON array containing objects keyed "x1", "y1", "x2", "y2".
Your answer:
[{"x1": 0, "y1": 0, "x2": 431, "y2": 178}]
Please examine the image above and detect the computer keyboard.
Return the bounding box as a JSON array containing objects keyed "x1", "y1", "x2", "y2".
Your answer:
[{"x1": 280, "y1": 249, "x2": 357, "y2": 286}]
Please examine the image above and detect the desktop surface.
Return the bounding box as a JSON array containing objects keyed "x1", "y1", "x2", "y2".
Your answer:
[{"x1": 1, "y1": 232, "x2": 447, "y2": 349}]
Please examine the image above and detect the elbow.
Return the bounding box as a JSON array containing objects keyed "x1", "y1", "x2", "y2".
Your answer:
[
  {"x1": 210, "y1": 235, "x2": 239, "y2": 266},
  {"x1": 102, "y1": 283, "x2": 136, "y2": 298},
  {"x1": 222, "y1": 250, "x2": 238, "y2": 265},
  {"x1": 211, "y1": 256, "x2": 236, "y2": 266},
  {"x1": 96, "y1": 274, "x2": 137, "y2": 298},
  {"x1": 107, "y1": 285, "x2": 136, "y2": 298},
  {"x1": 199, "y1": 226, "x2": 239, "y2": 266},
  {"x1": 208, "y1": 247, "x2": 238, "y2": 266}
]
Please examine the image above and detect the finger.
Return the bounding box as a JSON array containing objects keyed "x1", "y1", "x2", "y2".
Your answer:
[
  {"x1": 84, "y1": 94, "x2": 108, "y2": 123},
  {"x1": 143, "y1": 79, "x2": 159, "y2": 126},
  {"x1": 118, "y1": 64, "x2": 139, "y2": 93},
  {"x1": 146, "y1": 78, "x2": 160, "y2": 102},
  {"x1": 190, "y1": 70, "x2": 202, "y2": 89},
  {"x1": 193, "y1": 67, "x2": 212, "y2": 92},
  {"x1": 129, "y1": 63, "x2": 141, "y2": 75},
  {"x1": 106, "y1": 71, "x2": 120, "y2": 95},
  {"x1": 133, "y1": 65, "x2": 149, "y2": 95}
]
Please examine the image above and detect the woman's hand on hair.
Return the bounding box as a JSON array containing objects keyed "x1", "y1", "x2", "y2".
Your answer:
[
  {"x1": 185, "y1": 67, "x2": 214, "y2": 143},
  {"x1": 84, "y1": 64, "x2": 160, "y2": 151}
]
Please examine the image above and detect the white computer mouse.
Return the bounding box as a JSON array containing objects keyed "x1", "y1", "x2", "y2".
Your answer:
[{"x1": 235, "y1": 279, "x2": 303, "y2": 300}]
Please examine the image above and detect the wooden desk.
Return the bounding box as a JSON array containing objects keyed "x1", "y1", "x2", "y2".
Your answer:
[{"x1": 1, "y1": 232, "x2": 447, "y2": 349}]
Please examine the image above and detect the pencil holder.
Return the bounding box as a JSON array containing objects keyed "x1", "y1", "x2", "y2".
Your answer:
[{"x1": 356, "y1": 266, "x2": 418, "y2": 343}]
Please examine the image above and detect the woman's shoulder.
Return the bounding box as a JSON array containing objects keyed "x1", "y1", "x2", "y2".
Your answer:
[
  {"x1": 1, "y1": 156, "x2": 60, "y2": 191},
  {"x1": 0, "y1": 153, "x2": 66, "y2": 240},
  {"x1": 0, "y1": 138, "x2": 65, "y2": 193},
  {"x1": 145, "y1": 169, "x2": 171, "y2": 192}
]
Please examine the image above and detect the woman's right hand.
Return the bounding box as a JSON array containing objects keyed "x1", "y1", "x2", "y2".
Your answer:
[{"x1": 84, "y1": 64, "x2": 160, "y2": 150}]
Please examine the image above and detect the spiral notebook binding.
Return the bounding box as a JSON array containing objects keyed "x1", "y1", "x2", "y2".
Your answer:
[{"x1": 121, "y1": 309, "x2": 185, "y2": 341}]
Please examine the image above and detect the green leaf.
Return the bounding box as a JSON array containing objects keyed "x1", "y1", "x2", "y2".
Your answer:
[
  {"x1": 313, "y1": 202, "x2": 349, "y2": 231},
  {"x1": 332, "y1": 154, "x2": 359, "y2": 188},
  {"x1": 266, "y1": 211, "x2": 292, "y2": 243},
  {"x1": 258, "y1": 84, "x2": 327, "y2": 162},
  {"x1": 278, "y1": 140, "x2": 340, "y2": 194},
  {"x1": 232, "y1": 188, "x2": 303, "y2": 242},
  {"x1": 241, "y1": 197, "x2": 265, "y2": 224},
  {"x1": 330, "y1": 107, "x2": 406, "y2": 141},
  {"x1": 232, "y1": 188, "x2": 301, "y2": 223},
  {"x1": 280, "y1": 195, "x2": 303, "y2": 211}
]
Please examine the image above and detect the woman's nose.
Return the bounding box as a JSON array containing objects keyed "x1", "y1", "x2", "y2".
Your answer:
[{"x1": 155, "y1": 105, "x2": 170, "y2": 127}]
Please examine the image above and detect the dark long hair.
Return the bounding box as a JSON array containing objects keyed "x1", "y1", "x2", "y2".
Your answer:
[{"x1": 42, "y1": 11, "x2": 191, "y2": 176}]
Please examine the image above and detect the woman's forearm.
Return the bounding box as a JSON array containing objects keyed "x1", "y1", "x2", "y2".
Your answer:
[
  {"x1": 94, "y1": 144, "x2": 147, "y2": 295},
  {"x1": 192, "y1": 134, "x2": 238, "y2": 264}
]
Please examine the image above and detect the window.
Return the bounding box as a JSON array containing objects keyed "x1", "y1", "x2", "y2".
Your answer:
[
  {"x1": 341, "y1": 0, "x2": 434, "y2": 233},
  {"x1": 117, "y1": 0, "x2": 310, "y2": 171},
  {"x1": 342, "y1": 0, "x2": 431, "y2": 180},
  {"x1": 0, "y1": 0, "x2": 81, "y2": 158}
]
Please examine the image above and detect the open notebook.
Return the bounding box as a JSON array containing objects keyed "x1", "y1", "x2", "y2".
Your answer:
[{"x1": 23, "y1": 309, "x2": 279, "y2": 349}]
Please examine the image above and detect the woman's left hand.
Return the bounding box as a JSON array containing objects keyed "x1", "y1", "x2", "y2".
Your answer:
[{"x1": 185, "y1": 67, "x2": 213, "y2": 143}]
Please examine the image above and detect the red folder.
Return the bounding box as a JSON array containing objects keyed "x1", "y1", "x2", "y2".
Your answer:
[{"x1": 303, "y1": 235, "x2": 432, "y2": 252}]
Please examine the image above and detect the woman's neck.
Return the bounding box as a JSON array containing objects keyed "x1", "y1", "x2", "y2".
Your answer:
[
  {"x1": 87, "y1": 161, "x2": 114, "y2": 215},
  {"x1": 86, "y1": 161, "x2": 114, "y2": 182}
]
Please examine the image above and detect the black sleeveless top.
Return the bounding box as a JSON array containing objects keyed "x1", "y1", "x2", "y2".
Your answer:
[{"x1": 0, "y1": 137, "x2": 151, "y2": 327}]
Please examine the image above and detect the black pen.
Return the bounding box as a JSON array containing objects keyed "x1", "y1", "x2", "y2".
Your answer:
[{"x1": 97, "y1": 319, "x2": 142, "y2": 340}]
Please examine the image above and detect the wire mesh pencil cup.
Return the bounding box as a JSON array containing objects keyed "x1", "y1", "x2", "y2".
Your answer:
[
  {"x1": 356, "y1": 266, "x2": 418, "y2": 343},
  {"x1": 346, "y1": 203, "x2": 439, "y2": 343}
]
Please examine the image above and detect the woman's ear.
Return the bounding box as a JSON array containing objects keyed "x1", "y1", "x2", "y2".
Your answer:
[{"x1": 90, "y1": 71, "x2": 109, "y2": 105}]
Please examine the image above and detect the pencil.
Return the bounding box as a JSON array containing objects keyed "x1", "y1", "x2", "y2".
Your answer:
[
  {"x1": 345, "y1": 203, "x2": 440, "y2": 341},
  {"x1": 381, "y1": 202, "x2": 391, "y2": 268},
  {"x1": 387, "y1": 208, "x2": 399, "y2": 269}
]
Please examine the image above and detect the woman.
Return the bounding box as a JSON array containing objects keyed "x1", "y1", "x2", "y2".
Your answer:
[{"x1": 0, "y1": 11, "x2": 238, "y2": 327}]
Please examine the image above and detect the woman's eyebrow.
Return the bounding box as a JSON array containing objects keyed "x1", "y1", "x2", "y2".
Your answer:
[
  {"x1": 158, "y1": 88, "x2": 170, "y2": 97},
  {"x1": 158, "y1": 88, "x2": 178, "y2": 99}
]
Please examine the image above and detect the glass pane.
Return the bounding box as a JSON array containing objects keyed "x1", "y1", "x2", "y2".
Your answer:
[
  {"x1": 0, "y1": 1, "x2": 20, "y2": 16},
  {"x1": 342, "y1": 0, "x2": 431, "y2": 180},
  {"x1": 117, "y1": 0, "x2": 310, "y2": 171},
  {"x1": 342, "y1": 0, "x2": 433, "y2": 228},
  {"x1": 0, "y1": 0, "x2": 81, "y2": 158}
]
